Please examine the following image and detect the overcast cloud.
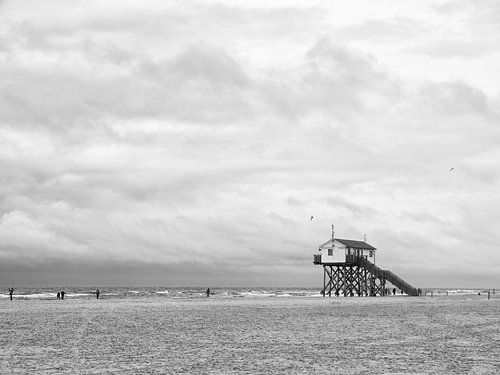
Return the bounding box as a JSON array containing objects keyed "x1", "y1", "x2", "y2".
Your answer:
[{"x1": 1, "y1": 0, "x2": 499, "y2": 287}]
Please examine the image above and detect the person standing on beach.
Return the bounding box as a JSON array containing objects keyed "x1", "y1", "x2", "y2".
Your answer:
[
  {"x1": 206, "y1": 288, "x2": 210, "y2": 297},
  {"x1": 96, "y1": 289, "x2": 100, "y2": 299},
  {"x1": 8, "y1": 288, "x2": 14, "y2": 301},
  {"x1": 57, "y1": 291, "x2": 60, "y2": 300},
  {"x1": 60, "y1": 290, "x2": 65, "y2": 300}
]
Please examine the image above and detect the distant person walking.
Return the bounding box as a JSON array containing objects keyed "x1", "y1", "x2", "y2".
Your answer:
[
  {"x1": 57, "y1": 291, "x2": 60, "y2": 300},
  {"x1": 393, "y1": 288, "x2": 396, "y2": 296},
  {"x1": 206, "y1": 288, "x2": 210, "y2": 297},
  {"x1": 96, "y1": 289, "x2": 100, "y2": 299},
  {"x1": 60, "y1": 290, "x2": 65, "y2": 300},
  {"x1": 8, "y1": 288, "x2": 14, "y2": 301}
]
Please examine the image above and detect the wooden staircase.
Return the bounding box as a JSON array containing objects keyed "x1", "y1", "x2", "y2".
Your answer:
[{"x1": 352, "y1": 255, "x2": 419, "y2": 296}]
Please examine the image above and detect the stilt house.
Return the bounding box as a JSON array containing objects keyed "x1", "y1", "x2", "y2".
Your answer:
[{"x1": 315, "y1": 238, "x2": 377, "y2": 265}]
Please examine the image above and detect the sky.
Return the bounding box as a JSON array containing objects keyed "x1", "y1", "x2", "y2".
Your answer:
[{"x1": 0, "y1": 0, "x2": 499, "y2": 288}]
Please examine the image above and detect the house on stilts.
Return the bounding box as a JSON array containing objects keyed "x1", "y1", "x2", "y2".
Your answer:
[{"x1": 313, "y1": 227, "x2": 420, "y2": 297}]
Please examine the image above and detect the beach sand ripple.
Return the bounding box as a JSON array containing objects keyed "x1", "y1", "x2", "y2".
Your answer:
[{"x1": 1, "y1": 296, "x2": 499, "y2": 374}]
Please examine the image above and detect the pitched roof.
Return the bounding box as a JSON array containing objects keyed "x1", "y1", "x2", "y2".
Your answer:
[
  {"x1": 335, "y1": 238, "x2": 376, "y2": 250},
  {"x1": 318, "y1": 238, "x2": 377, "y2": 250}
]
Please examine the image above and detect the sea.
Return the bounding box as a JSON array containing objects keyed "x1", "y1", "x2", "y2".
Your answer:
[
  {"x1": 0, "y1": 286, "x2": 496, "y2": 300},
  {"x1": 1, "y1": 287, "x2": 499, "y2": 374}
]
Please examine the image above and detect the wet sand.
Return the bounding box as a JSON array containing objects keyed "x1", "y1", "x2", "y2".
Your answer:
[{"x1": 1, "y1": 295, "x2": 498, "y2": 374}]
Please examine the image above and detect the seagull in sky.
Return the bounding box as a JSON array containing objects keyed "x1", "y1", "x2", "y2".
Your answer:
[
  {"x1": 449, "y1": 167, "x2": 455, "y2": 172},
  {"x1": 310, "y1": 216, "x2": 314, "y2": 221}
]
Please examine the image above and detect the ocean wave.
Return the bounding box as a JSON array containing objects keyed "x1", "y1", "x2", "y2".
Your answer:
[{"x1": 1, "y1": 292, "x2": 57, "y2": 299}]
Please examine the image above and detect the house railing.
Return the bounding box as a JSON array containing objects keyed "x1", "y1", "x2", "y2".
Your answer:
[{"x1": 313, "y1": 254, "x2": 322, "y2": 264}]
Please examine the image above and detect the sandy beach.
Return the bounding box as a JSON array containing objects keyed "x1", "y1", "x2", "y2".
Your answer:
[{"x1": 1, "y1": 295, "x2": 498, "y2": 374}]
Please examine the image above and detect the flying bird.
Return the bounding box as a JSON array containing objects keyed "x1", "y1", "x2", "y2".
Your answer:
[
  {"x1": 449, "y1": 167, "x2": 455, "y2": 172},
  {"x1": 310, "y1": 216, "x2": 314, "y2": 221}
]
